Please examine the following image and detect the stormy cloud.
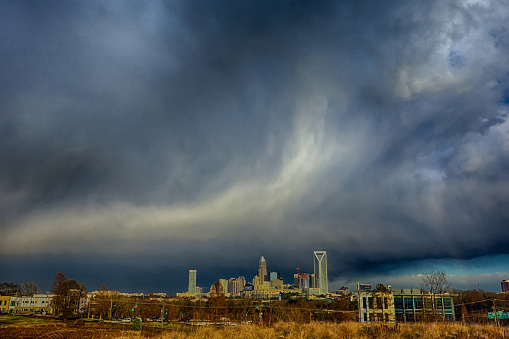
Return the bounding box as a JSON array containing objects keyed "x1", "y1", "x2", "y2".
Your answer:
[{"x1": 1, "y1": 0, "x2": 509, "y2": 293}]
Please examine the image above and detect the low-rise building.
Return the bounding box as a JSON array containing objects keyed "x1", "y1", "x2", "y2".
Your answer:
[
  {"x1": 393, "y1": 288, "x2": 455, "y2": 322},
  {"x1": 0, "y1": 296, "x2": 11, "y2": 313},
  {"x1": 356, "y1": 284, "x2": 455, "y2": 324},
  {"x1": 356, "y1": 284, "x2": 395, "y2": 323},
  {"x1": 10, "y1": 294, "x2": 54, "y2": 314}
]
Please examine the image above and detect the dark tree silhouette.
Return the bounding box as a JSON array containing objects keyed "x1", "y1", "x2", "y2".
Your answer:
[
  {"x1": 51, "y1": 275, "x2": 86, "y2": 318},
  {"x1": 51, "y1": 273, "x2": 67, "y2": 293},
  {"x1": 0, "y1": 282, "x2": 21, "y2": 296},
  {"x1": 21, "y1": 281, "x2": 41, "y2": 295}
]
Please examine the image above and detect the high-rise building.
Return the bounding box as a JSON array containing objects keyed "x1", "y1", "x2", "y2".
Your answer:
[
  {"x1": 258, "y1": 256, "x2": 268, "y2": 283},
  {"x1": 219, "y1": 279, "x2": 229, "y2": 294},
  {"x1": 310, "y1": 274, "x2": 316, "y2": 288},
  {"x1": 270, "y1": 272, "x2": 281, "y2": 281},
  {"x1": 228, "y1": 277, "x2": 245, "y2": 296},
  {"x1": 313, "y1": 251, "x2": 328, "y2": 295},
  {"x1": 293, "y1": 273, "x2": 310, "y2": 289},
  {"x1": 238, "y1": 276, "x2": 246, "y2": 288},
  {"x1": 502, "y1": 280, "x2": 509, "y2": 292},
  {"x1": 188, "y1": 270, "x2": 197, "y2": 294}
]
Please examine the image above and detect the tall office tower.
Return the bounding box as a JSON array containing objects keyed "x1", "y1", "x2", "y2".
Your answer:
[
  {"x1": 294, "y1": 273, "x2": 310, "y2": 289},
  {"x1": 258, "y1": 256, "x2": 268, "y2": 283},
  {"x1": 228, "y1": 278, "x2": 240, "y2": 296},
  {"x1": 270, "y1": 272, "x2": 281, "y2": 281},
  {"x1": 313, "y1": 251, "x2": 328, "y2": 295},
  {"x1": 502, "y1": 280, "x2": 509, "y2": 293},
  {"x1": 219, "y1": 279, "x2": 229, "y2": 294},
  {"x1": 310, "y1": 274, "x2": 316, "y2": 288},
  {"x1": 188, "y1": 270, "x2": 197, "y2": 294},
  {"x1": 293, "y1": 273, "x2": 299, "y2": 287},
  {"x1": 238, "y1": 276, "x2": 246, "y2": 289}
]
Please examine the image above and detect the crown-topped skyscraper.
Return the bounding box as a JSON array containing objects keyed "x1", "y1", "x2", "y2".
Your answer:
[{"x1": 258, "y1": 256, "x2": 268, "y2": 283}]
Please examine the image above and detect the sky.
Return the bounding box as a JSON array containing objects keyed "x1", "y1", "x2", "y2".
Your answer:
[{"x1": 1, "y1": 0, "x2": 509, "y2": 294}]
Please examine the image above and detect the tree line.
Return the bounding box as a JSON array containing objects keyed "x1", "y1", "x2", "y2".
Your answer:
[{"x1": 0, "y1": 281, "x2": 41, "y2": 296}]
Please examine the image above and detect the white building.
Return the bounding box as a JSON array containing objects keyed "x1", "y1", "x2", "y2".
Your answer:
[{"x1": 10, "y1": 294, "x2": 54, "y2": 314}]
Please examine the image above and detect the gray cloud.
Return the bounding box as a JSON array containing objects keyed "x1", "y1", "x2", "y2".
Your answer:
[{"x1": 1, "y1": 0, "x2": 509, "y2": 292}]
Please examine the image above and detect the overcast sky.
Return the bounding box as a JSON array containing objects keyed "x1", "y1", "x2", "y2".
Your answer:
[{"x1": 1, "y1": 0, "x2": 509, "y2": 294}]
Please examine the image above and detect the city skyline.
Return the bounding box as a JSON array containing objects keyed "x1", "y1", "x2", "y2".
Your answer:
[
  {"x1": 1, "y1": 252, "x2": 509, "y2": 295},
  {"x1": 1, "y1": 1, "x2": 509, "y2": 294}
]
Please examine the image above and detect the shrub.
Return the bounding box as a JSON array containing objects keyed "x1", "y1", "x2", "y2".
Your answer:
[{"x1": 131, "y1": 318, "x2": 142, "y2": 331}]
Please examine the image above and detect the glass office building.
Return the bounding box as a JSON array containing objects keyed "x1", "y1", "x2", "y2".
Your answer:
[{"x1": 313, "y1": 251, "x2": 328, "y2": 295}]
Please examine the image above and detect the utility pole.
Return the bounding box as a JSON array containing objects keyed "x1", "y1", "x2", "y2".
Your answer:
[
  {"x1": 109, "y1": 298, "x2": 112, "y2": 321},
  {"x1": 492, "y1": 300, "x2": 500, "y2": 327}
]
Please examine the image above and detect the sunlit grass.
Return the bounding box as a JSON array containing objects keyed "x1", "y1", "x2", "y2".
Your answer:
[
  {"x1": 0, "y1": 315, "x2": 50, "y2": 326},
  {"x1": 1, "y1": 316, "x2": 509, "y2": 338}
]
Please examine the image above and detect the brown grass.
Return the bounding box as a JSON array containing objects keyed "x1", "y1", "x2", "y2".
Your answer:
[
  {"x1": 1, "y1": 316, "x2": 509, "y2": 339},
  {"x1": 114, "y1": 322, "x2": 509, "y2": 339}
]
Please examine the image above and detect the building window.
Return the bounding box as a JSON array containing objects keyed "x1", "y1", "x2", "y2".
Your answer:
[
  {"x1": 436, "y1": 298, "x2": 443, "y2": 307},
  {"x1": 414, "y1": 297, "x2": 422, "y2": 309},
  {"x1": 443, "y1": 298, "x2": 451, "y2": 308},
  {"x1": 404, "y1": 298, "x2": 412, "y2": 310},
  {"x1": 362, "y1": 297, "x2": 367, "y2": 309},
  {"x1": 394, "y1": 297, "x2": 403, "y2": 309}
]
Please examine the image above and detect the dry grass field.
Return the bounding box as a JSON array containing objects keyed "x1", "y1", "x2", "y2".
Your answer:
[{"x1": 1, "y1": 316, "x2": 509, "y2": 339}]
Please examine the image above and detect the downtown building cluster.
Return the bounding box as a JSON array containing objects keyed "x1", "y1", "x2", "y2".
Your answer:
[
  {"x1": 179, "y1": 251, "x2": 329, "y2": 300},
  {"x1": 3, "y1": 252, "x2": 509, "y2": 325}
]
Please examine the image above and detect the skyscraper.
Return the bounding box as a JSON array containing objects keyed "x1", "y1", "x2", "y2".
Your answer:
[
  {"x1": 188, "y1": 270, "x2": 197, "y2": 294},
  {"x1": 270, "y1": 272, "x2": 280, "y2": 281},
  {"x1": 502, "y1": 280, "x2": 509, "y2": 293},
  {"x1": 258, "y1": 256, "x2": 267, "y2": 283},
  {"x1": 313, "y1": 251, "x2": 328, "y2": 295},
  {"x1": 219, "y1": 279, "x2": 229, "y2": 294}
]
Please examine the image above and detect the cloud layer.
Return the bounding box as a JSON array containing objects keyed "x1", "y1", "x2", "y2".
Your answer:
[{"x1": 1, "y1": 0, "x2": 509, "y2": 292}]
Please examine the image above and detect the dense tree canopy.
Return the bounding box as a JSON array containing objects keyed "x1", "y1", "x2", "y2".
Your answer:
[
  {"x1": 0, "y1": 282, "x2": 21, "y2": 296},
  {"x1": 51, "y1": 272, "x2": 86, "y2": 318}
]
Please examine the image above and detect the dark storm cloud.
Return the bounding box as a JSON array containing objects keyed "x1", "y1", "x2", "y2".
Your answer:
[{"x1": 1, "y1": 0, "x2": 509, "y2": 291}]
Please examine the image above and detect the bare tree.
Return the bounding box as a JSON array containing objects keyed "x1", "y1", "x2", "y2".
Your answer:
[
  {"x1": 21, "y1": 281, "x2": 41, "y2": 295},
  {"x1": 421, "y1": 270, "x2": 451, "y2": 321},
  {"x1": 421, "y1": 270, "x2": 450, "y2": 294}
]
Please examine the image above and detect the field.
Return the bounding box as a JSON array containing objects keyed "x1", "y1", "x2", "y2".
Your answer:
[{"x1": 1, "y1": 316, "x2": 509, "y2": 338}]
